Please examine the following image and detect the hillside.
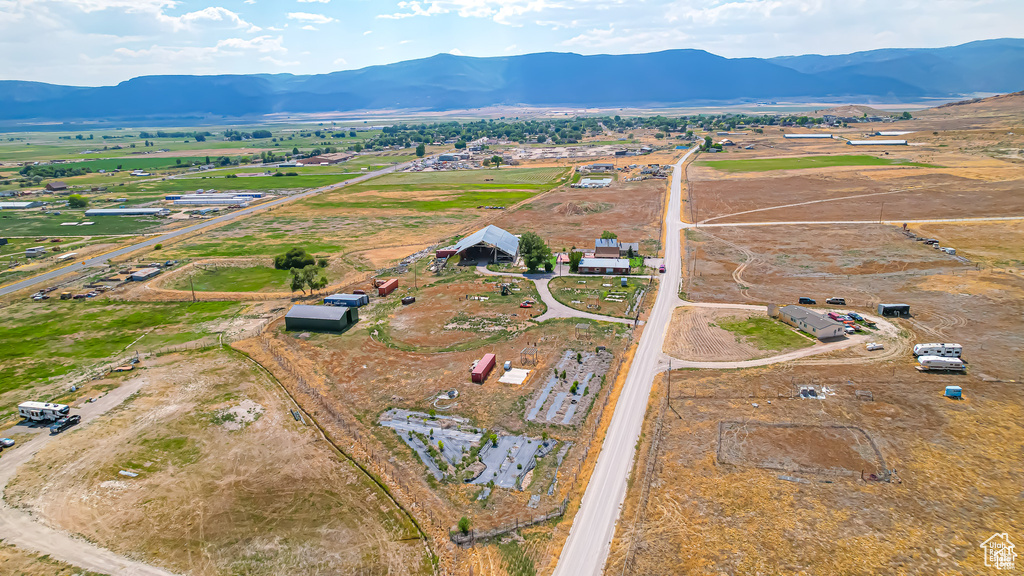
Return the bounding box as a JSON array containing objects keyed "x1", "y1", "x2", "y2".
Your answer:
[{"x1": 1, "y1": 39, "x2": 1023, "y2": 124}]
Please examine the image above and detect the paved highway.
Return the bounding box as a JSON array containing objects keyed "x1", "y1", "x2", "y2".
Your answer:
[
  {"x1": 0, "y1": 163, "x2": 406, "y2": 297},
  {"x1": 552, "y1": 146, "x2": 697, "y2": 576}
]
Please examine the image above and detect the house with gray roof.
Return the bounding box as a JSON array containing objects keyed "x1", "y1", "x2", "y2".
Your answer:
[{"x1": 775, "y1": 304, "x2": 845, "y2": 340}]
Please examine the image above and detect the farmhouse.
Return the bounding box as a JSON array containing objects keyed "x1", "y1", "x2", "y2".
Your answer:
[
  {"x1": 45, "y1": 181, "x2": 69, "y2": 192},
  {"x1": 578, "y1": 257, "x2": 630, "y2": 275},
  {"x1": 285, "y1": 304, "x2": 358, "y2": 332},
  {"x1": 775, "y1": 305, "x2": 845, "y2": 340},
  {"x1": 451, "y1": 225, "x2": 520, "y2": 264},
  {"x1": 594, "y1": 238, "x2": 620, "y2": 259},
  {"x1": 618, "y1": 242, "x2": 640, "y2": 257}
]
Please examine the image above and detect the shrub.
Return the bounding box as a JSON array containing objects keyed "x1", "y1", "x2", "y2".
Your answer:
[
  {"x1": 458, "y1": 516, "x2": 472, "y2": 534},
  {"x1": 154, "y1": 244, "x2": 162, "y2": 250}
]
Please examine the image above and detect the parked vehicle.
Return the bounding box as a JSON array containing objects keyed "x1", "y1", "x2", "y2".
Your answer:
[
  {"x1": 658, "y1": 264, "x2": 666, "y2": 273},
  {"x1": 913, "y1": 343, "x2": 963, "y2": 358},
  {"x1": 825, "y1": 297, "x2": 846, "y2": 305},
  {"x1": 798, "y1": 297, "x2": 816, "y2": 305},
  {"x1": 847, "y1": 312, "x2": 864, "y2": 321},
  {"x1": 827, "y1": 312, "x2": 841, "y2": 321},
  {"x1": 918, "y1": 356, "x2": 966, "y2": 372},
  {"x1": 18, "y1": 401, "x2": 70, "y2": 422},
  {"x1": 865, "y1": 342, "x2": 884, "y2": 351},
  {"x1": 844, "y1": 326, "x2": 856, "y2": 334},
  {"x1": 49, "y1": 414, "x2": 81, "y2": 434},
  {"x1": 0, "y1": 438, "x2": 14, "y2": 448}
]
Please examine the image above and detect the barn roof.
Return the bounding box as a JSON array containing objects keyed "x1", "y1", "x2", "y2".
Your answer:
[
  {"x1": 453, "y1": 225, "x2": 519, "y2": 257},
  {"x1": 285, "y1": 305, "x2": 348, "y2": 321}
]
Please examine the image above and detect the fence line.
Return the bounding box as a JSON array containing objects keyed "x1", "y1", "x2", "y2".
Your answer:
[{"x1": 449, "y1": 496, "x2": 571, "y2": 547}]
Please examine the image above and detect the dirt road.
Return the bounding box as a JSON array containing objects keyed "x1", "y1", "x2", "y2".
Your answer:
[{"x1": 0, "y1": 380, "x2": 179, "y2": 576}]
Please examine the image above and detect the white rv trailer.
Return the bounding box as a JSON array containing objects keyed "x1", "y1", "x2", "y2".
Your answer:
[
  {"x1": 917, "y1": 356, "x2": 966, "y2": 371},
  {"x1": 913, "y1": 343, "x2": 963, "y2": 357},
  {"x1": 18, "y1": 401, "x2": 70, "y2": 422}
]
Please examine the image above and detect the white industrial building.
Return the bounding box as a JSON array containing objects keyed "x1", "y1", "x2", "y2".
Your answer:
[
  {"x1": 0, "y1": 201, "x2": 44, "y2": 209},
  {"x1": 174, "y1": 196, "x2": 249, "y2": 206},
  {"x1": 847, "y1": 140, "x2": 908, "y2": 146},
  {"x1": 875, "y1": 131, "x2": 912, "y2": 136},
  {"x1": 85, "y1": 208, "x2": 170, "y2": 216},
  {"x1": 784, "y1": 134, "x2": 833, "y2": 139}
]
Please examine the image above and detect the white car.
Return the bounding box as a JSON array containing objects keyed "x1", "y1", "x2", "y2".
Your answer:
[
  {"x1": 866, "y1": 342, "x2": 884, "y2": 351},
  {"x1": 844, "y1": 326, "x2": 856, "y2": 334}
]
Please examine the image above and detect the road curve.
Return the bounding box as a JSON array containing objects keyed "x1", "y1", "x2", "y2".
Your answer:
[
  {"x1": 551, "y1": 146, "x2": 699, "y2": 576},
  {"x1": 0, "y1": 378, "x2": 180, "y2": 576},
  {"x1": 0, "y1": 163, "x2": 407, "y2": 297}
]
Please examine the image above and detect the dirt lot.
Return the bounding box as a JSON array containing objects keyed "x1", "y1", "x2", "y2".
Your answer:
[
  {"x1": 6, "y1": 349, "x2": 430, "y2": 576},
  {"x1": 605, "y1": 362, "x2": 1024, "y2": 576},
  {"x1": 0, "y1": 544, "x2": 105, "y2": 576},
  {"x1": 496, "y1": 176, "x2": 670, "y2": 256},
  {"x1": 684, "y1": 223, "x2": 1024, "y2": 379}
]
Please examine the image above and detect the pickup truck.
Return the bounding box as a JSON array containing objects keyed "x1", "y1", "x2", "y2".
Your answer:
[{"x1": 49, "y1": 414, "x2": 81, "y2": 434}]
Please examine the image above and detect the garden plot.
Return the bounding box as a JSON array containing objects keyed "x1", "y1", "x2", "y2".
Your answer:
[
  {"x1": 379, "y1": 408, "x2": 552, "y2": 489},
  {"x1": 548, "y1": 276, "x2": 652, "y2": 318},
  {"x1": 525, "y1": 349, "x2": 612, "y2": 426}
]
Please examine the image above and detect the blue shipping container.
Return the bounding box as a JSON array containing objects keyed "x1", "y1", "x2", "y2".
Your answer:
[{"x1": 944, "y1": 386, "x2": 962, "y2": 399}]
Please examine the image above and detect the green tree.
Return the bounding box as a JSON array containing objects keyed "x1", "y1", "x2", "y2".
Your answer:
[
  {"x1": 67, "y1": 194, "x2": 88, "y2": 208},
  {"x1": 537, "y1": 134, "x2": 547, "y2": 143},
  {"x1": 703, "y1": 136, "x2": 713, "y2": 151},
  {"x1": 519, "y1": 232, "x2": 551, "y2": 273},
  {"x1": 302, "y1": 265, "x2": 328, "y2": 294},
  {"x1": 600, "y1": 230, "x2": 617, "y2": 240},
  {"x1": 458, "y1": 516, "x2": 472, "y2": 534},
  {"x1": 569, "y1": 250, "x2": 583, "y2": 273},
  {"x1": 490, "y1": 155, "x2": 503, "y2": 169},
  {"x1": 292, "y1": 147, "x2": 299, "y2": 155},
  {"x1": 415, "y1": 143, "x2": 425, "y2": 157},
  {"x1": 289, "y1": 268, "x2": 306, "y2": 294},
  {"x1": 274, "y1": 247, "x2": 315, "y2": 270},
  {"x1": 454, "y1": 141, "x2": 467, "y2": 150},
  {"x1": 353, "y1": 143, "x2": 363, "y2": 153},
  {"x1": 317, "y1": 257, "x2": 328, "y2": 268},
  {"x1": 901, "y1": 111, "x2": 912, "y2": 120}
]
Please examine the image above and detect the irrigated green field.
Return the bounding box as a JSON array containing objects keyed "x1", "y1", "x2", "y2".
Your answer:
[
  {"x1": 371, "y1": 166, "x2": 568, "y2": 186},
  {"x1": 0, "y1": 300, "x2": 241, "y2": 401},
  {"x1": 169, "y1": 266, "x2": 295, "y2": 292},
  {"x1": 699, "y1": 155, "x2": 938, "y2": 172}
]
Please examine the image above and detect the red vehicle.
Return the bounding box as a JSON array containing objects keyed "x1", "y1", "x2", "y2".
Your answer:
[
  {"x1": 520, "y1": 302, "x2": 533, "y2": 308},
  {"x1": 659, "y1": 264, "x2": 666, "y2": 273},
  {"x1": 827, "y1": 312, "x2": 841, "y2": 321}
]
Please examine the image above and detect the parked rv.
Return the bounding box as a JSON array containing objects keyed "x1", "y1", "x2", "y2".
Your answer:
[
  {"x1": 913, "y1": 343, "x2": 963, "y2": 358},
  {"x1": 918, "y1": 356, "x2": 966, "y2": 372},
  {"x1": 18, "y1": 401, "x2": 70, "y2": 422}
]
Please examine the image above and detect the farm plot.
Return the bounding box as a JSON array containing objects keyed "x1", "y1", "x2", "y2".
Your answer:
[
  {"x1": 167, "y1": 263, "x2": 296, "y2": 292},
  {"x1": 698, "y1": 154, "x2": 937, "y2": 173},
  {"x1": 663, "y1": 307, "x2": 810, "y2": 361},
  {"x1": 548, "y1": 276, "x2": 652, "y2": 318},
  {"x1": 524, "y1": 349, "x2": 612, "y2": 426},
  {"x1": 605, "y1": 363, "x2": 1024, "y2": 576},
  {"x1": 5, "y1": 349, "x2": 431, "y2": 576},
  {"x1": 373, "y1": 167, "x2": 568, "y2": 187},
  {"x1": 0, "y1": 300, "x2": 244, "y2": 412}
]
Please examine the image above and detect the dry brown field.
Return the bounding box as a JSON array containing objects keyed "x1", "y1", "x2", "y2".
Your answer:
[
  {"x1": 6, "y1": 348, "x2": 431, "y2": 576},
  {"x1": 606, "y1": 362, "x2": 1024, "y2": 575}
]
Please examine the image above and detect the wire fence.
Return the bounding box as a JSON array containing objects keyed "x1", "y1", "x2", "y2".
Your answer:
[{"x1": 449, "y1": 496, "x2": 570, "y2": 547}]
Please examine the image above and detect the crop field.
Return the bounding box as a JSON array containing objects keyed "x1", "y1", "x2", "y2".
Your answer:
[
  {"x1": 698, "y1": 154, "x2": 937, "y2": 172},
  {"x1": 5, "y1": 349, "x2": 432, "y2": 576},
  {"x1": 301, "y1": 186, "x2": 539, "y2": 212},
  {"x1": 548, "y1": 276, "x2": 653, "y2": 318},
  {"x1": 0, "y1": 210, "x2": 168, "y2": 236},
  {"x1": 125, "y1": 172, "x2": 363, "y2": 193},
  {"x1": 663, "y1": 307, "x2": 812, "y2": 361},
  {"x1": 0, "y1": 300, "x2": 242, "y2": 407},
  {"x1": 371, "y1": 166, "x2": 568, "y2": 186},
  {"x1": 605, "y1": 361, "x2": 1024, "y2": 576},
  {"x1": 168, "y1": 265, "x2": 294, "y2": 292}
]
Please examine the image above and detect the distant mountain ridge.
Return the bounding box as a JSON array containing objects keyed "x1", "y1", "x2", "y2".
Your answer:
[{"x1": 1, "y1": 38, "x2": 1022, "y2": 124}]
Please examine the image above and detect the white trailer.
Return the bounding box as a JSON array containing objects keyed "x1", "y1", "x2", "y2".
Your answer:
[
  {"x1": 917, "y1": 356, "x2": 966, "y2": 371},
  {"x1": 913, "y1": 343, "x2": 963, "y2": 357},
  {"x1": 18, "y1": 401, "x2": 70, "y2": 422}
]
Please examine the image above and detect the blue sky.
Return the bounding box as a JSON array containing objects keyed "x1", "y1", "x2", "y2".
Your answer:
[{"x1": 1, "y1": 0, "x2": 1022, "y2": 85}]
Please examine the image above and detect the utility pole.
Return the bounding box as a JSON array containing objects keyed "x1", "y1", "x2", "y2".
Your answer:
[
  {"x1": 190, "y1": 275, "x2": 196, "y2": 303},
  {"x1": 668, "y1": 359, "x2": 672, "y2": 409},
  {"x1": 878, "y1": 201, "x2": 885, "y2": 224}
]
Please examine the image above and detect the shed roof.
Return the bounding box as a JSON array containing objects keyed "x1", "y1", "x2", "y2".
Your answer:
[
  {"x1": 285, "y1": 305, "x2": 348, "y2": 321},
  {"x1": 579, "y1": 258, "x2": 630, "y2": 268},
  {"x1": 452, "y1": 225, "x2": 519, "y2": 257},
  {"x1": 595, "y1": 238, "x2": 619, "y2": 249}
]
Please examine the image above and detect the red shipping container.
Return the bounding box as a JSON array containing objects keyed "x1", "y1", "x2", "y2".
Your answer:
[
  {"x1": 377, "y1": 278, "x2": 398, "y2": 297},
  {"x1": 471, "y1": 353, "x2": 496, "y2": 383}
]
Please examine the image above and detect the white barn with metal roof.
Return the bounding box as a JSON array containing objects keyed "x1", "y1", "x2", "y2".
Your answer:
[{"x1": 451, "y1": 225, "x2": 520, "y2": 263}]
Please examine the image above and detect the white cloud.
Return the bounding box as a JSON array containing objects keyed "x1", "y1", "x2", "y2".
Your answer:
[
  {"x1": 287, "y1": 12, "x2": 334, "y2": 24},
  {"x1": 261, "y1": 56, "x2": 300, "y2": 66},
  {"x1": 400, "y1": 39, "x2": 412, "y2": 44},
  {"x1": 449, "y1": 48, "x2": 463, "y2": 55},
  {"x1": 504, "y1": 43, "x2": 517, "y2": 51},
  {"x1": 301, "y1": 24, "x2": 317, "y2": 30},
  {"x1": 377, "y1": 0, "x2": 563, "y2": 24},
  {"x1": 297, "y1": 0, "x2": 330, "y2": 2},
  {"x1": 363, "y1": 29, "x2": 373, "y2": 35},
  {"x1": 243, "y1": 0, "x2": 255, "y2": 4},
  {"x1": 333, "y1": 57, "x2": 348, "y2": 65}
]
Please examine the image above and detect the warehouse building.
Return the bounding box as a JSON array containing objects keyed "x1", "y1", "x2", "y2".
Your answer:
[
  {"x1": 0, "y1": 201, "x2": 44, "y2": 209},
  {"x1": 578, "y1": 257, "x2": 630, "y2": 275},
  {"x1": 174, "y1": 194, "x2": 250, "y2": 206},
  {"x1": 775, "y1": 304, "x2": 845, "y2": 340},
  {"x1": 285, "y1": 304, "x2": 358, "y2": 332},
  {"x1": 130, "y1": 267, "x2": 160, "y2": 281},
  {"x1": 85, "y1": 208, "x2": 170, "y2": 216},
  {"x1": 847, "y1": 140, "x2": 908, "y2": 146},
  {"x1": 878, "y1": 303, "x2": 911, "y2": 317},
  {"x1": 784, "y1": 133, "x2": 833, "y2": 139},
  {"x1": 451, "y1": 225, "x2": 520, "y2": 264}
]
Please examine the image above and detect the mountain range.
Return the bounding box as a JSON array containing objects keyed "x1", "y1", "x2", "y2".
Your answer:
[{"x1": 1, "y1": 38, "x2": 1022, "y2": 124}]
